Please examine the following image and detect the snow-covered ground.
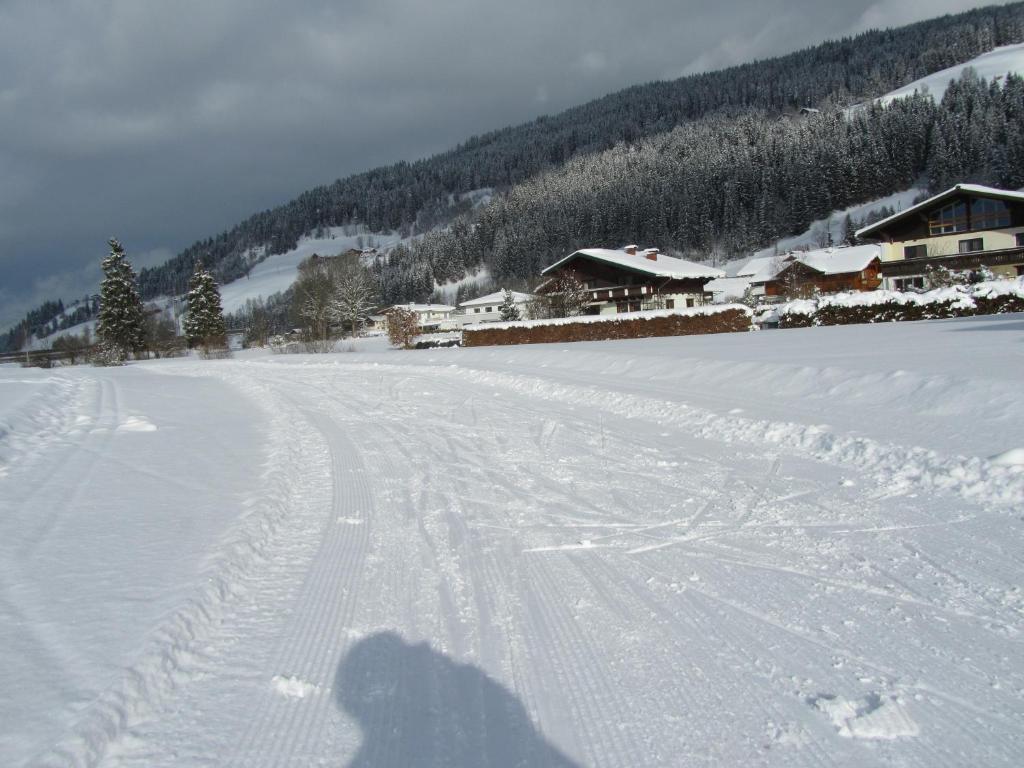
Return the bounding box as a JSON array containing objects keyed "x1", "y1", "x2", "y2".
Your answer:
[
  {"x1": 1, "y1": 315, "x2": 1023, "y2": 766},
  {"x1": 878, "y1": 42, "x2": 1024, "y2": 106}
]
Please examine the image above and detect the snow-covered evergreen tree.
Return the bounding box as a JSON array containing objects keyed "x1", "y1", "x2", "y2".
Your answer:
[
  {"x1": 183, "y1": 264, "x2": 227, "y2": 353},
  {"x1": 498, "y1": 289, "x2": 521, "y2": 321},
  {"x1": 96, "y1": 238, "x2": 145, "y2": 362}
]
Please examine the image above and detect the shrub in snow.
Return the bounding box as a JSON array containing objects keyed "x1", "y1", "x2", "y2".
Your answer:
[
  {"x1": 386, "y1": 307, "x2": 420, "y2": 349},
  {"x1": 769, "y1": 277, "x2": 1024, "y2": 328},
  {"x1": 463, "y1": 305, "x2": 752, "y2": 347}
]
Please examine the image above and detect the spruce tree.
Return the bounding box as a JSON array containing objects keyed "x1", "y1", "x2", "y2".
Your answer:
[
  {"x1": 96, "y1": 238, "x2": 145, "y2": 362},
  {"x1": 498, "y1": 289, "x2": 521, "y2": 321},
  {"x1": 183, "y1": 264, "x2": 227, "y2": 353}
]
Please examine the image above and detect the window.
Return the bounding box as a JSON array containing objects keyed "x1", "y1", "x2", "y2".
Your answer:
[
  {"x1": 971, "y1": 198, "x2": 1011, "y2": 230},
  {"x1": 959, "y1": 238, "x2": 984, "y2": 254},
  {"x1": 894, "y1": 277, "x2": 925, "y2": 291},
  {"x1": 928, "y1": 202, "x2": 968, "y2": 235},
  {"x1": 1016, "y1": 232, "x2": 1024, "y2": 247},
  {"x1": 686, "y1": 297, "x2": 695, "y2": 308},
  {"x1": 485, "y1": 306, "x2": 492, "y2": 312},
  {"x1": 665, "y1": 299, "x2": 675, "y2": 309},
  {"x1": 473, "y1": 307, "x2": 481, "y2": 313},
  {"x1": 904, "y1": 244, "x2": 928, "y2": 260}
]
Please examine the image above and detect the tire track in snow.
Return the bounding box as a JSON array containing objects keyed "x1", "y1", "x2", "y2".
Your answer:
[
  {"x1": 31, "y1": 368, "x2": 333, "y2": 768},
  {"x1": 229, "y1": 394, "x2": 373, "y2": 765}
]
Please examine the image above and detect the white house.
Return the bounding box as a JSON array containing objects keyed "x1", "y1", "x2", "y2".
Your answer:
[
  {"x1": 383, "y1": 303, "x2": 456, "y2": 332},
  {"x1": 457, "y1": 290, "x2": 534, "y2": 324}
]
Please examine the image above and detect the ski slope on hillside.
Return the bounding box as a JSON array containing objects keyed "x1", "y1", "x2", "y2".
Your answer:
[
  {"x1": 879, "y1": 42, "x2": 1024, "y2": 106},
  {"x1": 217, "y1": 229, "x2": 403, "y2": 316},
  {"x1": 1, "y1": 315, "x2": 1023, "y2": 766}
]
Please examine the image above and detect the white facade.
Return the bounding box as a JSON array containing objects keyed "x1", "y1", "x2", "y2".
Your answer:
[
  {"x1": 385, "y1": 304, "x2": 456, "y2": 330},
  {"x1": 456, "y1": 291, "x2": 534, "y2": 325}
]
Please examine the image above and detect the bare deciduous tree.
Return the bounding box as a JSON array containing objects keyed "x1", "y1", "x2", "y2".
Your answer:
[
  {"x1": 386, "y1": 307, "x2": 420, "y2": 349},
  {"x1": 330, "y1": 260, "x2": 378, "y2": 338}
]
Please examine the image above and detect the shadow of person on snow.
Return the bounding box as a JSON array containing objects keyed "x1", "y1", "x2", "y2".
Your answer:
[{"x1": 335, "y1": 631, "x2": 581, "y2": 768}]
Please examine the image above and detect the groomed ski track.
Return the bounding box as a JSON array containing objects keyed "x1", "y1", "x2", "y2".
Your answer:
[{"x1": 2, "y1": 317, "x2": 1023, "y2": 767}]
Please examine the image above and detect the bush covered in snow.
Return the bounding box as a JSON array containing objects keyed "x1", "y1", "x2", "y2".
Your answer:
[
  {"x1": 463, "y1": 305, "x2": 753, "y2": 346},
  {"x1": 761, "y1": 278, "x2": 1024, "y2": 328}
]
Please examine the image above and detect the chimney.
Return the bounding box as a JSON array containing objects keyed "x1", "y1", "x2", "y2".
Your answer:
[
  {"x1": 644, "y1": 248, "x2": 659, "y2": 261},
  {"x1": 624, "y1": 244, "x2": 638, "y2": 255}
]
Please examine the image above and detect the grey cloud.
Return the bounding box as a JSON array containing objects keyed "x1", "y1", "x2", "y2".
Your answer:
[{"x1": 0, "y1": 0, "x2": 1008, "y2": 328}]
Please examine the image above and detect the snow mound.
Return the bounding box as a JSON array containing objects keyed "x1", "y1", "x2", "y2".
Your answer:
[
  {"x1": 116, "y1": 416, "x2": 157, "y2": 433},
  {"x1": 271, "y1": 675, "x2": 320, "y2": 699},
  {"x1": 990, "y1": 448, "x2": 1024, "y2": 467},
  {"x1": 811, "y1": 693, "x2": 919, "y2": 740}
]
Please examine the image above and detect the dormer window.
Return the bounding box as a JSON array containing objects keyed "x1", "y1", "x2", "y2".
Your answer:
[
  {"x1": 970, "y1": 198, "x2": 1010, "y2": 230},
  {"x1": 928, "y1": 202, "x2": 967, "y2": 235}
]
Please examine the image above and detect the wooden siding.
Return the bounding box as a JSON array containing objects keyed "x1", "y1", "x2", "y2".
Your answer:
[{"x1": 763, "y1": 259, "x2": 882, "y2": 297}]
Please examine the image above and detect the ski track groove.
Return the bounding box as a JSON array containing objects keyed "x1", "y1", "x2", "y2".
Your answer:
[
  {"x1": 230, "y1": 385, "x2": 373, "y2": 766},
  {"x1": 522, "y1": 554, "x2": 640, "y2": 766}
]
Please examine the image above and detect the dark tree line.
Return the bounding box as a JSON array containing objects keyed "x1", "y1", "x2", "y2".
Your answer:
[
  {"x1": 133, "y1": 3, "x2": 1024, "y2": 299},
  {"x1": 374, "y1": 70, "x2": 1024, "y2": 301}
]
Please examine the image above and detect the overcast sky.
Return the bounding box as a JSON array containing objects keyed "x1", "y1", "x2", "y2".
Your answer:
[{"x1": 0, "y1": 0, "x2": 1009, "y2": 328}]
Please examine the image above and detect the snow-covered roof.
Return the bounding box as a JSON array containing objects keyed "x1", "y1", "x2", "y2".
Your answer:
[
  {"x1": 704, "y1": 276, "x2": 753, "y2": 301},
  {"x1": 732, "y1": 245, "x2": 880, "y2": 284},
  {"x1": 542, "y1": 247, "x2": 724, "y2": 280},
  {"x1": 388, "y1": 303, "x2": 455, "y2": 313},
  {"x1": 797, "y1": 244, "x2": 881, "y2": 275},
  {"x1": 735, "y1": 256, "x2": 779, "y2": 280},
  {"x1": 459, "y1": 291, "x2": 533, "y2": 308},
  {"x1": 856, "y1": 184, "x2": 1024, "y2": 239}
]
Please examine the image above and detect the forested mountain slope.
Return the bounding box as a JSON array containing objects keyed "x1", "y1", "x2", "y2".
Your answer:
[
  {"x1": 134, "y1": 3, "x2": 1023, "y2": 299},
  {"x1": 378, "y1": 70, "x2": 1024, "y2": 301},
  {"x1": 5, "y1": 3, "x2": 1024, "y2": 349}
]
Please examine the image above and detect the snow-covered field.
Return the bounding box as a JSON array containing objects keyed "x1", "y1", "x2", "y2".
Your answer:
[{"x1": 1, "y1": 315, "x2": 1023, "y2": 766}]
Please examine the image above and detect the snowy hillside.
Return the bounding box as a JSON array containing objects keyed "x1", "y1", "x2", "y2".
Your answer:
[
  {"x1": 218, "y1": 228, "x2": 404, "y2": 315},
  {"x1": 878, "y1": 42, "x2": 1024, "y2": 106},
  {"x1": 2, "y1": 314, "x2": 1022, "y2": 766},
  {"x1": 752, "y1": 187, "x2": 926, "y2": 260}
]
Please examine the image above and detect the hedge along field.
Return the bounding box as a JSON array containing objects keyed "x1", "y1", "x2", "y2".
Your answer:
[
  {"x1": 461, "y1": 306, "x2": 753, "y2": 347},
  {"x1": 765, "y1": 278, "x2": 1024, "y2": 328}
]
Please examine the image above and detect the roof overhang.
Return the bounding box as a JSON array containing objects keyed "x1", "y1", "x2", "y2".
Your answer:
[{"x1": 855, "y1": 184, "x2": 1024, "y2": 240}]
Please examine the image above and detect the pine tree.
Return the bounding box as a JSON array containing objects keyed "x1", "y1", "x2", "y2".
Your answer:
[
  {"x1": 498, "y1": 289, "x2": 521, "y2": 321},
  {"x1": 183, "y1": 264, "x2": 227, "y2": 354},
  {"x1": 96, "y1": 238, "x2": 145, "y2": 362}
]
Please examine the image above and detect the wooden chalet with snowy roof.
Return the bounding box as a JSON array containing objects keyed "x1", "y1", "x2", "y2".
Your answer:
[
  {"x1": 762, "y1": 245, "x2": 882, "y2": 299},
  {"x1": 855, "y1": 184, "x2": 1024, "y2": 290},
  {"x1": 539, "y1": 246, "x2": 724, "y2": 315}
]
